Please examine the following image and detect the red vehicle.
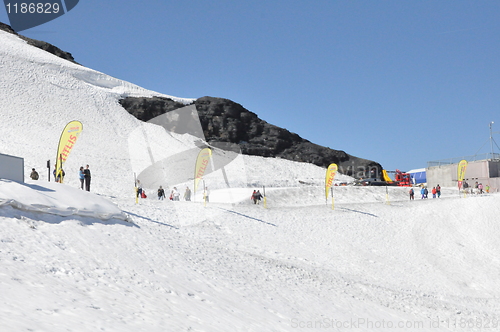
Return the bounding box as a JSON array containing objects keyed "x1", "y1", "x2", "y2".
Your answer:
[{"x1": 394, "y1": 169, "x2": 412, "y2": 187}]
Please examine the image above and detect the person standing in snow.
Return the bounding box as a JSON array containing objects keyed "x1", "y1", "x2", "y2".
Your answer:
[
  {"x1": 420, "y1": 186, "x2": 425, "y2": 199},
  {"x1": 252, "y1": 190, "x2": 263, "y2": 204},
  {"x1": 409, "y1": 188, "x2": 414, "y2": 200},
  {"x1": 424, "y1": 187, "x2": 428, "y2": 199},
  {"x1": 436, "y1": 184, "x2": 441, "y2": 198},
  {"x1": 83, "y1": 164, "x2": 91, "y2": 191},
  {"x1": 478, "y1": 183, "x2": 484, "y2": 194},
  {"x1": 463, "y1": 181, "x2": 469, "y2": 194},
  {"x1": 432, "y1": 187, "x2": 437, "y2": 198},
  {"x1": 137, "y1": 180, "x2": 143, "y2": 199},
  {"x1": 184, "y1": 187, "x2": 191, "y2": 201},
  {"x1": 157, "y1": 186, "x2": 165, "y2": 200},
  {"x1": 30, "y1": 168, "x2": 39, "y2": 180},
  {"x1": 204, "y1": 187, "x2": 210, "y2": 203},
  {"x1": 53, "y1": 168, "x2": 65, "y2": 183},
  {"x1": 172, "y1": 187, "x2": 180, "y2": 201},
  {"x1": 79, "y1": 166, "x2": 85, "y2": 190}
]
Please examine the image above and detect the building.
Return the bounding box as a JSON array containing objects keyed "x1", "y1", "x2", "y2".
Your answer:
[{"x1": 426, "y1": 153, "x2": 500, "y2": 191}]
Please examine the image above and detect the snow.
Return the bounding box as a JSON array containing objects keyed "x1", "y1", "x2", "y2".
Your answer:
[{"x1": 1, "y1": 29, "x2": 500, "y2": 331}]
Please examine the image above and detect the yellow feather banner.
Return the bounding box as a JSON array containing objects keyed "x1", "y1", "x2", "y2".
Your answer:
[
  {"x1": 55, "y1": 120, "x2": 83, "y2": 183},
  {"x1": 325, "y1": 163, "x2": 338, "y2": 200},
  {"x1": 457, "y1": 159, "x2": 468, "y2": 189},
  {"x1": 194, "y1": 148, "x2": 212, "y2": 193}
]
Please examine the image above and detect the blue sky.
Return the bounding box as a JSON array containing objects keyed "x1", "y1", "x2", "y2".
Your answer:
[{"x1": 2, "y1": 1, "x2": 500, "y2": 172}]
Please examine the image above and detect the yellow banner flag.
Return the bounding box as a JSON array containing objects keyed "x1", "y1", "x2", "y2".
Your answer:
[
  {"x1": 55, "y1": 121, "x2": 83, "y2": 182},
  {"x1": 194, "y1": 148, "x2": 212, "y2": 193},
  {"x1": 457, "y1": 159, "x2": 468, "y2": 189},
  {"x1": 325, "y1": 163, "x2": 338, "y2": 200}
]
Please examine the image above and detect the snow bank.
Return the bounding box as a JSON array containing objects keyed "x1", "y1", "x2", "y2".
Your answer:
[{"x1": 0, "y1": 180, "x2": 127, "y2": 220}]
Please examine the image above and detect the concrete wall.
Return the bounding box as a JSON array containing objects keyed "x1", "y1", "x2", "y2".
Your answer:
[
  {"x1": 426, "y1": 164, "x2": 454, "y2": 187},
  {"x1": 0, "y1": 153, "x2": 24, "y2": 183}
]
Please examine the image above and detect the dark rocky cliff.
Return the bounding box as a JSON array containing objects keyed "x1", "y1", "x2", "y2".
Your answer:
[
  {"x1": 119, "y1": 96, "x2": 382, "y2": 178},
  {"x1": 0, "y1": 22, "x2": 78, "y2": 64}
]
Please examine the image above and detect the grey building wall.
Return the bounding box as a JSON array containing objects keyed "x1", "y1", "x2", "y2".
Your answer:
[
  {"x1": 0, "y1": 153, "x2": 24, "y2": 183},
  {"x1": 426, "y1": 165, "x2": 454, "y2": 187}
]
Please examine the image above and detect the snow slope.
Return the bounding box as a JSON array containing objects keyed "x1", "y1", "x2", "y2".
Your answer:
[{"x1": 1, "y1": 29, "x2": 500, "y2": 331}]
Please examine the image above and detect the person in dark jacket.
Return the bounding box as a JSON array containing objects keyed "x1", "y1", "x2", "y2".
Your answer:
[
  {"x1": 30, "y1": 168, "x2": 39, "y2": 180},
  {"x1": 83, "y1": 164, "x2": 91, "y2": 191},
  {"x1": 157, "y1": 186, "x2": 165, "y2": 200},
  {"x1": 252, "y1": 190, "x2": 263, "y2": 204},
  {"x1": 184, "y1": 187, "x2": 191, "y2": 201},
  {"x1": 53, "y1": 168, "x2": 65, "y2": 183}
]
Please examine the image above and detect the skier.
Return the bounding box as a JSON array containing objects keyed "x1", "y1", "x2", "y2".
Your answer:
[
  {"x1": 157, "y1": 186, "x2": 165, "y2": 200},
  {"x1": 420, "y1": 186, "x2": 425, "y2": 199},
  {"x1": 30, "y1": 168, "x2": 39, "y2": 180},
  {"x1": 432, "y1": 187, "x2": 437, "y2": 198},
  {"x1": 409, "y1": 188, "x2": 414, "y2": 200},
  {"x1": 436, "y1": 184, "x2": 441, "y2": 198}
]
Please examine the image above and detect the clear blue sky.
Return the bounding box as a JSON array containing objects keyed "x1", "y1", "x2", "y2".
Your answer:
[{"x1": 2, "y1": 1, "x2": 500, "y2": 172}]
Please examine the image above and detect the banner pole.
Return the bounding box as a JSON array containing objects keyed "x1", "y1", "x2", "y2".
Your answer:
[
  {"x1": 134, "y1": 173, "x2": 138, "y2": 204},
  {"x1": 203, "y1": 179, "x2": 207, "y2": 207},
  {"x1": 331, "y1": 187, "x2": 334, "y2": 210},
  {"x1": 263, "y1": 185, "x2": 267, "y2": 209},
  {"x1": 59, "y1": 154, "x2": 64, "y2": 183}
]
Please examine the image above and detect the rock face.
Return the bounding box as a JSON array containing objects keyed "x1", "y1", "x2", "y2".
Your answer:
[
  {"x1": 119, "y1": 96, "x2": 382, "y2": 178},
  {"x1": 0, "y1": 22, "x2": 78, "y2": 64}
]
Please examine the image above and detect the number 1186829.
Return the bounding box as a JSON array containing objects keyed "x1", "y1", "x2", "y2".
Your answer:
[{"x1": 5, "y1": 2, "x2": 61, "y2": 14}]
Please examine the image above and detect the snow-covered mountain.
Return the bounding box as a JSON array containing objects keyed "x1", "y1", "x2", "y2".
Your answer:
[{"x1": 1, "y1": 29, "x2": 500, "y2": 332}]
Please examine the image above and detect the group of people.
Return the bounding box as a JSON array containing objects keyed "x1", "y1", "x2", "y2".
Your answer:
[
  {"x1": 30, "y1": 165, "x2": 91, "y2": 191},
  {"x1": 462, "y1": 181, "x2": 489, "y2": 195},
  {"x1": 251, "y1": 190, "x2": 263, "y2": 204},
  {"x1": 155, "y1": 186, "x2": 195, "y2": 201},
  {"x1": 79, "y1": 165, "x2": 92, "y2": 191},
  {"x1": 409, "y1": 181, "x2": 493, "y2": 200},
  {"x1": 408, "y1": 185, "x2": 441, "y2": 200}
]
